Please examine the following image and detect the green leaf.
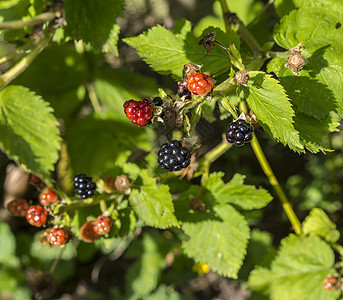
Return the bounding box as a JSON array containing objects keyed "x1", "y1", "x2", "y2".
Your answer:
[
  {"x1": 126, "y1": 233, "x2": 172, "y2": 300},
  {"x1": 244, "y1": 71, "x2": 302, "y2": 152},
  {"x1": 272, "y1": 8, "x2": 343, "y2": 117},
  {"x1": 129, "y1": 170, "x2": 179, "y2": 229},
  {"x1": 102, "y1": 24, "x2": 121, "y2": 57},
  {"x1": 13, "y1": 44, "x2": 89, "y2": 92},
  {"x1": 124, "y1": 20, "x2": 239, "y2": 79},
  {"x1": 64, "y1": 0, "x2": 125, "y2": 50},
  {"x1": 302, "y1": 208, "x2": 340, "y2": 243},
  {"x1": 0, "y1": 221, "x2": 15, "y2": 263},
  {"x1": 293, "y1": 109, "x2": 339, "y2": 153},
  {"x1": 182, "y1": 203, "x2": 250, "y2": 278},
  {"x1": 274, "y1": 0, "x2": 343, "y2": 18},
  {"x1": 203, "y1": 172, "x2": 273, "y2": 210},
  {"x1": 93, "y1": 69, "x2": 158, "y2": 121},
  {"x1": 189, "y1": 102, "x2": 202, "y2": 136},
  {"x1": 66, "y1": 115, "x2": 153, "y2": 176},
  {"x1": 0, "y1": 85, "x2": 61, "y2": 184},
  {"x1": 248, "y1": 235, "x2": 339, "y2": 300},
  {"x1": 267, "y1": 53, "x2": 342, "y2": 120}
]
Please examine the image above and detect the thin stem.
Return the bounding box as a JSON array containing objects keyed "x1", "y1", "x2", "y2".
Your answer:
[
  {"x1": 86, "y1": 83, "x2": 102, "y2": 115},
  {"x1": 250, "y1": 135, "x2": 301, "y2": 234},
  {"x1": 0, "y1": 31, "x2": 53, "y2": 89},
  {"x1": 239, "y1": 100, "x2": 301, "y2": 234},
  {"x1": 0, "y1": 48, "x2": 29, "y2": 64},
  {"x1": 200, "y1": 141, "x2": 231, "y2": 183},
  {"x1": 218, "y1": 0, "x2": 231, "y2": 32},
  {"x1": 247, "y1": 0, "x2": 275, "y2": 28},
  {"x1": 49, "y1": 246, "x2": 66, "y2": 274},
  {"x1": 0, "y1": 11, "x2": 56, "y2": 30},
  {"x1": 55, "y1": 193, "x2": 123, "y2": 214},
  {"x1": 218, "y1": 0, "x2": 263, "y2": 57}
]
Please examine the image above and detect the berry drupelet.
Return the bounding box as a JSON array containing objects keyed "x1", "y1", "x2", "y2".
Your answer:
[
  {"x1": 158, "y1": 140, "x2": 191, "y2": 172},
  {"x1": 187, "y1": 72, "x2": 213, "y2": 96},
  {"x1": 226, "y1": 119, "x2": 254, "y2": 146},
  {"x1": 7, "y1": 199, "x2": 29, "y2": 217},
  {"x1": 26, "y1": 205, "x2": 48, "y2": 227},
  {"x1": 123, "y1": 99, "x2": 153, "y2": 126},
  {"x1": 74, "y1": 174, "x2": 97, "y2": 199},
  {"x1": 48, "y1": 228, "x2": 69, "y2": 247},
  {"x1": 39, "y1": 188, "x2": 58, "y2": 206},
  {"x1": 93, "y1": 215, "x2": 112, "y2": 235}
]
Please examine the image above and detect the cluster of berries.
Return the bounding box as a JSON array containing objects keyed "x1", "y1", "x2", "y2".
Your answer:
[
  {"x1": 40, "y1": 228, "x2": 69, "y2": 247},
  {"x1": 323, "y1": 276, "x2": 341, "y2": 291},
  {"x1": 123, "y1": 99, "x2": 153, "y2": 126},
  {"x1": 7, "y1": 173, "x2": 114, "y2": 246},
  {"x1": 7, "y1": 187, "x2": 60, "y2": 228},
  {"x1": 80, "y1": 215, "x2": 112, "y2": 243},
  {"x1": 73, "y1": 174, "x2": 97, "y2": 199},
  {"x1": 158, "y1": 140, "x2": 191, "y2": 172},
  {"x1": 226, "y1": 119, "x2": 254, "y2": 146},
  {"x1": 187, "y1": 72, "x2": 213, "y2": 96}
]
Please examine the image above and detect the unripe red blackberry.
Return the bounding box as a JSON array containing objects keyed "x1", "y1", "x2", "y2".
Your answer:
[
  {"x1": 323, "y1": 276, "x2": 338, "y2": 291},
  {"x1": 80, "y1": 221, "x2": 100, "y2": 243},
  {"x1": 39, "y1": 188, "x2": 58, "y2": 206},
  {"x1": 123, "y1": 99, "x2": 153, "y2": 126},
  {"x1": 158, "y1": 140, "x2": 191, "y2": 172},
  {"x1": 93, "y1": 215, "x2": 112, "y2": 235},
  {"x1": 26, "y1": 205, "x2": 48, "y2": 227},
  {"x1": 7, "y1": 199, "x2": 29, "y2": 217},
  {"x1": 187, "y1": 72, "x2": 213, "y2": 96},
  {"x1": 226, "y1": 119, "x2": 254, "y2": 146},
  {"x1": 48, "y1": 228, "x2": 69, "y2": 247}
]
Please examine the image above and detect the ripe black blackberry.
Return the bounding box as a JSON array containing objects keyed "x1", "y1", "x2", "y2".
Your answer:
[
  {"x1": 226, "y1": 119, "x2": 254, "y2": 146},
  {"x1": 73, "y1": 174, "x2": 97, "y2": 199},
  {"x1": 158, "y1": 140, "x2": 191, "y2": 172}
]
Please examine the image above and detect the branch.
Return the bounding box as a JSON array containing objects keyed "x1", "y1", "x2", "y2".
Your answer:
[
  {"x1": 0, "y1": 11, "x2": 57, "y2": 30},
  {"x1": 0, "y1": 31, "x2": 53, "y2": 89}
]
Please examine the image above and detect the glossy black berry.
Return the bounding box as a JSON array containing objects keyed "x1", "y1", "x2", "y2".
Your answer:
[
  {"x1": 226, "y1": 119, "x2": 254, "y2": 146},
  {"x1": 74, "y1": 174, "x2": 97, "y2": 199},
  {"x1": 157, "y1": 140, "x2": 191, "y2": 172},
  {"x1": 152, "y1": 97, "x2": 164, "y2": 106}
]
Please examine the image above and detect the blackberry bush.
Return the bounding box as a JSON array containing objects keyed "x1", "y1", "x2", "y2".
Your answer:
[
  {"x1": 226, "y1": 119, "x2": 254, "y2": 146},
  {"x1": 157, "y1": 140, "x2": 191, "y2": 172},
  {"x1": 73, "y1": 174, "x2": 97, "y2": 199}
]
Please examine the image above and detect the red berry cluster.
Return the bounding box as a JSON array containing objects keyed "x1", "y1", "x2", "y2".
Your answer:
[
  {"x1": 93, "y1": 215, "x2": 112, "y2": 235},
  {"x1": 323, "y1": 276, "x2": 339, "y2": 291},
  {"x1": 39, "y1": 188, "x2": 59, "y2": 206},
  {"x1": 7, "y1": 199, "x2": 30, "y2": 217},
  {"x1": 187, "y1": 72, "x2": 213, "y2": 96},
  {"x1": 123, "y1": 99, "x2": 153, "y2": 126},
  {"x1": 48, "y1": 228, "x2": 69, "y2": 247},
  {"x1": 26, "y1": 205, "x2": 48, "y2": 227},
  {"x1": 80, "y1": 215, "x2": 112, "y2": 243}
]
